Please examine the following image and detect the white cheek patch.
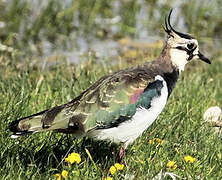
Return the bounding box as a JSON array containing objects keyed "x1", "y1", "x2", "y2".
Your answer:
[{"x1": 170, "y1": 48, "x2": 188, "y2": 71}]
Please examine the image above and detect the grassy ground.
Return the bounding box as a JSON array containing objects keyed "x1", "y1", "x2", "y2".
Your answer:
[
  {"x1": 0, "y1": 0, "x2": 222, "y2": 179},
  {"x1": 0, "y1": 48, "x2": 222, "y2": 179}
]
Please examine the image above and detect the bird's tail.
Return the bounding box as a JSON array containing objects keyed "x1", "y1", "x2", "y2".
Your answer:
[{"x1": 9, "y1": 105, "x2": 72, "y2": 138}]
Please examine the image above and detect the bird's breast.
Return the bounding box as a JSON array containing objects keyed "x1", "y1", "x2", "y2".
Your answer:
[{"x1": 90, "y1": 75, "x2": 168, "y2": 146}]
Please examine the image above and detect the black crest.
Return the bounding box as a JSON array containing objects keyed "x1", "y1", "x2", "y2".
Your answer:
[{"x1": 163, "y1": 9, "x2": 193, "y2": 40}]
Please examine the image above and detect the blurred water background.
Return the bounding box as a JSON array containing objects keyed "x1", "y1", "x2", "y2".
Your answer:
[{"x1": 0, "y1": 0, "x2": 221, "y2": 65}]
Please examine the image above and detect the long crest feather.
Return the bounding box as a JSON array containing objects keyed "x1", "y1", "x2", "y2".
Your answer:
[
  {"x1": 164, "y1": 9, "x2": 193, "y2": 40},
  {"x1": 163, "y1": 16, "x2": 170, "y2": 34}
]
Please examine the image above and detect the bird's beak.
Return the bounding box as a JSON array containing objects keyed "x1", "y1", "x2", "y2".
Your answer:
[{"x1": 198, "y1": 51, "x2": 211, "y2": 64}]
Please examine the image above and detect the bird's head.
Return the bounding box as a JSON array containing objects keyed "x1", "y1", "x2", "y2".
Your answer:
[{"x1": 164, "y1": 10, "x2": 211, "y2": 71}]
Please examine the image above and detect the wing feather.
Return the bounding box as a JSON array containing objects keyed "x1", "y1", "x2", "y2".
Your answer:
[{"x1": 70, "y1": 68, "x2": 162, "y2": 131}]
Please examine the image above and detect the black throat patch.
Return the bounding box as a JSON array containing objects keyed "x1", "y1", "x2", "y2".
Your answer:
[{"x1": 162, "y1": 69, "x2": 179, "y2": 97}]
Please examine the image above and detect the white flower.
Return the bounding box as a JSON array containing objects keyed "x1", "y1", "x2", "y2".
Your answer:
[
  {"x1": 152, "y1": 170, "x2": 180, "y2": 180},
  {"x1": 203, "y1": 106, "x2": 222, "y2": 127}
]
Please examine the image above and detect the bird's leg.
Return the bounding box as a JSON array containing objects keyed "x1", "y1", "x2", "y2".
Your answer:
[{"x1": 118, "y1": 144, "x2": 126, "y2": 164}]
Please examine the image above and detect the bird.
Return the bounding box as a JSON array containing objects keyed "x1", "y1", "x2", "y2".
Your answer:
[{"x1": 9, "y1": 10, "x2": 211, "y2": 161}]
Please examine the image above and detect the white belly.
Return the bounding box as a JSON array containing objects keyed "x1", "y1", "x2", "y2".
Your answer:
[{"x1": 89, "y1": 75, "x2": 168, "y2": 146}]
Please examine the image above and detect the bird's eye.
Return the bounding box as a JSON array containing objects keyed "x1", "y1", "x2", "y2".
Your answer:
[{"x1": 187, "y1": 43, "x2": 195, "y2": 50}]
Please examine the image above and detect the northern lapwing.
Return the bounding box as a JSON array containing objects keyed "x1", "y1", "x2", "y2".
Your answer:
[{"x1": 9, "y1": 10, "x2": 211, "y2": 161}]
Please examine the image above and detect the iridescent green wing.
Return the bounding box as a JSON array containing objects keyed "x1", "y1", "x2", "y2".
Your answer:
[{"x1": 72, "y1": 69, "x2": 159, "y2": 131}]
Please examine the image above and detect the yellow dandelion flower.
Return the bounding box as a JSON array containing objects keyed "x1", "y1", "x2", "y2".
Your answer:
[
  {"x1": 56, "y1": 173, "x2": 61, "y2": 180},
  {"x1": 167, "y1": 161, "x2": 177, "y2": 169},
  {"x1": 61, "y1": 170, "x2": 68, "y2": 179},
  {"x1": 65, "y1": 154, "x2": 71, "y2": 162},
  {"x1": 65, "y1": 158, "x2": 69, "y2": 164},
  {"x1": 104, "y1": 177, "x2": 112, "y2": 180},
  {"x1": 114, "y1": 163, "x2": 124, "y2": 170},
  {"x1": 65, "y1": 152, "x2": 81, "y2": 164},
  {"x1": 70, "y1": 152, "x2": 81, "y2": 164},
  {"x1": 109, "y1": 165, "x2": 117, "y2": 175},
  {"x1": 149, "y1": 138, "x2": 163, "y2": 144},
  {"x1": 184, "y1": 155, "x2": 196, "y2": 163},
  {"x1": 155, "y1": 138, "x2": 163, "y2": 144},
  {"x1": 149, "y1": 139, "x2": 155, "y2": 144}
]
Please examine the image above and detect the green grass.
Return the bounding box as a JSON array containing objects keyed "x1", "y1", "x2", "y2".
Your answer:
[
  {"x1": 0, "y1": 50, "x2": 221, "y2": 179},
  {"x1": 0, "y1": 0, "x2": 222, "y2": 179}
]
